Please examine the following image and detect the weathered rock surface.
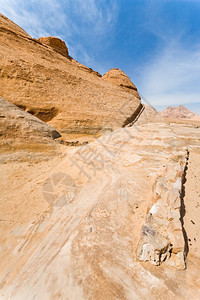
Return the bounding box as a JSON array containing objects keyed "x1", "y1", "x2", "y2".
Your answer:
[
  {"x1": 159, "y1": 105, "x2": 200, "y2": 121},
  {"x1": 0, "y1": 96, "x2": 62, "y2": 160},
  {"x1": 38, "y1": 36, "x2": 70, "y2": 58},
  {"x1": 1, "y1": 120, "x2": 200, "y2": 299},
  {"x1": 0, "y1": 14, "x2": 141, "y2": 136},
  {"x1": 137, "y1": 151, "x2": 187, "y2": 269},
  {"x1": 102, "y1": 68, "x2": 140, "y2": 99},
  {"x1": 127, "y1": 104, "x2": 165, "y2": 126}
]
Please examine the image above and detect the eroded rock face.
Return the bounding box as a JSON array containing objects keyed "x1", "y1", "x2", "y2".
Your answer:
[
  {"x1": 127, "y1": 104, "x2": 165, "y2": 126},
  {"x1": 0, "y1": 96, "x2": 61, "y2": 150},
  {"x1": 137, "y1": 151, "x2": 187, "y2": 269},
  {"x1": 0, "y1": 14, "x2": 141, "y2": 136},
  {"x1": 38, "y1": 36, "x2": 70, "y2": 58},
  {"x1": 102, "y1": 68, "x2": 140, "y2": 99}
]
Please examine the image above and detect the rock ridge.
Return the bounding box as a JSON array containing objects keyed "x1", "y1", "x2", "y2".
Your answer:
[
  {"x1": 0, "y1": 14, "x2": 141, "y2": 137},
  {"x1": 137, "y1": 150, "x2": 188, "y2": 269}
]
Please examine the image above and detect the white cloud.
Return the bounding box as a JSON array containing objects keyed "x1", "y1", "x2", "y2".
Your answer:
[
  {"x1": 139, "y1": 40, "x2": 200, "y2": 106},
  {"x1": 69, "y1": 0, "x2": 119, "y2": 36},
  {"x1": 135, "y1": 1, "x2": 200, "y2": 107}
]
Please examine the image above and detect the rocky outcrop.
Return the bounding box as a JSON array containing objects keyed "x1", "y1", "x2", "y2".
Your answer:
[
  {"x1": 38, "y1": 36, "x2": 70, "y2": 58},
  {"x1": 102, "y1": 68, "x2": 140, "y2": 99},
  {"x1": 159, "y1": 105, "x2": 200, "y2": 120},
  {"x1": 126, "y1": 104, "x2": 164, "y2": 126},
  {"x1": 0, "y1": 96, "x2": 61, "y2": 151},
  {"x1": 137, "y1": 151, "x2": 188, "y2": 269},
  {"x1": 0, "y1": 14, "x2": 141, "y2": 137}
]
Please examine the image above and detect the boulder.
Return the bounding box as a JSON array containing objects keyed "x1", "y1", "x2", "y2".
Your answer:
[
  {"x1": 38, "y1": 36, "x2": 70, "y2": 58},
  {"x1": 0, "y1": 96, "x2": 61, "y2": 151}
]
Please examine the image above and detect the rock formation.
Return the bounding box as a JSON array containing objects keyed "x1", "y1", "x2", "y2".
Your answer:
[
  {"x1": 38, "y1": 36, "x2": 70, "y2": 58},
  {"x1": 0, "y1": 96, "x2": 61, "y2": 160},
  {"x1": 137, "y1": 151, "x2": 187, "y2": 269},
  {"x1": 159, "y1": 105, "x2": 200, "y2": 120},
  {"x1": 0, "y1": 96, "x2": 60, "y2": 142},
  {"x1": 0, "y1": 14, "x2": 141, "y2": 137},
  {"x1": 127, "y1": 104, "x2": 164, "y2": 126},
  {"x1": 102, "y1": 68, "x2": 140, "y2": 99}
]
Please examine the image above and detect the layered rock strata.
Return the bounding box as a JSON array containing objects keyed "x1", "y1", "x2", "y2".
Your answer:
[
  {"x1": 102, "y1": 68, "x2": 140, "y2": 99},
  {"x1": 0, "y1": 97, "x2": 62, "y2": 162},
  {"x1": 0, "y1": 97, "x2": 60, "y2": 145},
  {"x1": 0, "y1": 14, "x2": 141, "y2": 135}
]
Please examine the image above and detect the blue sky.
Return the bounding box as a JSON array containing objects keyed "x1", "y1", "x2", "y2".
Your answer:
[{"x1": 1, "y1": 0, "x2": 200, "y2": 114}]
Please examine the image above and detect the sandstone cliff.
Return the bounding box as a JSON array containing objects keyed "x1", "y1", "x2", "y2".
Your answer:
[{"x1": 0, "y1": 14, "x2": 141, "y2": 136}]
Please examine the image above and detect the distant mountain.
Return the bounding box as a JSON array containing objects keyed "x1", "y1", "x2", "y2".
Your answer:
[{"x1": 159, "y1": 105, "x2": 200, "y2": 120}]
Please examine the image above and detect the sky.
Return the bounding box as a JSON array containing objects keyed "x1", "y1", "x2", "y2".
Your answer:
[{"x1": 0, "y1": 0, "x2": 200, "y2": 114}]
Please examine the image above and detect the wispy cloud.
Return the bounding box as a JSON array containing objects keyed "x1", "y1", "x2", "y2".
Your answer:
[
  {"x1": 139, "y1": 41, "x2": 200, "y2": 106},
  {"x1": 136, "y1": 1, "x2": 200, "y2": 107},
  {"x1": 69, "y1": 0, "x2": 118, "y2": 35},
  {"x1": 0, "y1": 0, "x2": 67, "y2": 37}
]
